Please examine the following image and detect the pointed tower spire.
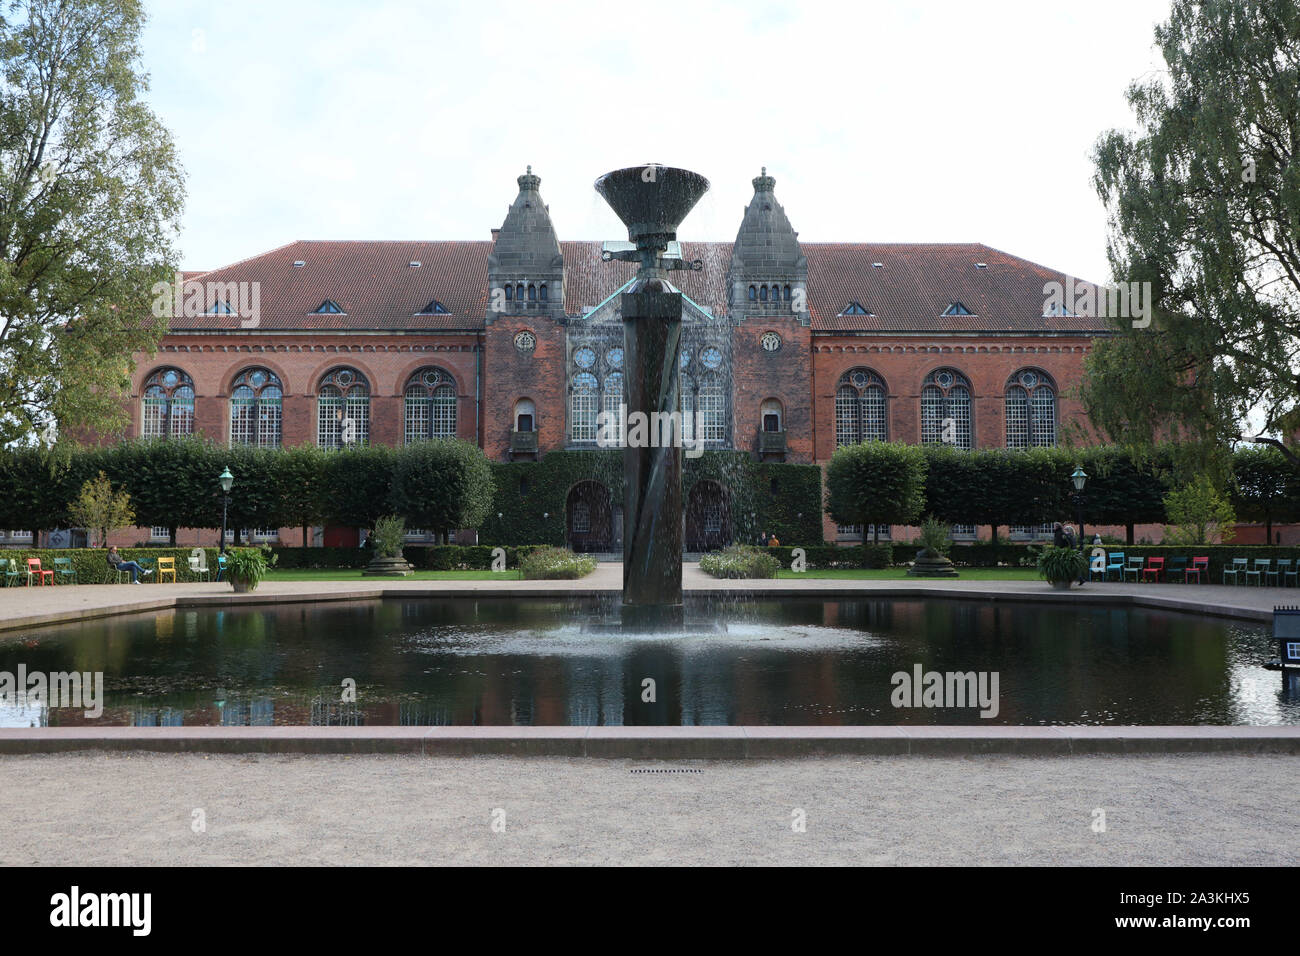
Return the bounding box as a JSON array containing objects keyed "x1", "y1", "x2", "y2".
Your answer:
[
  {"x1": 487, "y1": 167, "x2": 565, "y2": 321},
  {"x1": 728, "y1": 167, "x2": 807, "y2": 321}
]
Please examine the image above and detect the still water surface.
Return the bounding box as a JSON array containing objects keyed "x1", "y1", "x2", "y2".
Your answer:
[{"x1": 0, "y1": 597, "x2": 1292, "y2": 726}]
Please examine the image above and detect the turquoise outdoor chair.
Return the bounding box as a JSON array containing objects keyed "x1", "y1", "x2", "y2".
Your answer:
[
  {"x1": 1123, "y1": 556, "x2": 1145, "y2": 582},
  {"x1": 1166, "y1": 556, "x2": 1188, "y2": 583},
  {"x1": 1245, "y1": 558, "x2": 1270, "y2": 586},
  {"x1": 1223, "y1": 557, "x2": 1248, "y2": 584},
  {"x1": 1104, "y1": 551, "x2": 1125, "y2": 581},
  {"x1": 53, "y1": 556, "x2": 77, "y2": 585},
  {"x1": 1285, "y1": 561, "x2": 1299, "y2": 588},
  {"x1": 1267, "y1": 559, "x2": 1290, "y2": 587}
]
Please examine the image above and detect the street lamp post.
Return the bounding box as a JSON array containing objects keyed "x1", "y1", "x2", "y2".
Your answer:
[
  {"x1": 218, "y1": 467, "x2": 234, "y2": 553},
  {"x1": 1070, "y1": 466, "x2": 1088, "y2": 578}
]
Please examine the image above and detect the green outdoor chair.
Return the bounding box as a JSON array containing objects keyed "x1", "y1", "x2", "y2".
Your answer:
[
  {"x1": 1267, "y1": 560, "x2": 1290, "y2": 587},
  {"x1": 53, "y1": 556, "x2": 77, "y2": 585},
  {"x1": 1123, "y1": 556, "x2": 1146, "y2": 582},
  {"x1": 2, "y1": 558, "x2": 19, "y2": 587},
  {"x1": 1166, "y1": 557, "x2": 1188, "y2": 583},
  {"x1": 1245, "y1": 558, "x2": 1270, "y2": 587},
  {"x1": 1223, "y1": 557, "x2": 1248, "y2": 585}
]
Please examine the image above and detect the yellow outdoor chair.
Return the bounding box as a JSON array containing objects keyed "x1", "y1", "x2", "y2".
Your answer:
[{"x1": 156, "y1": 556, "x2": 177, "y2": 583}]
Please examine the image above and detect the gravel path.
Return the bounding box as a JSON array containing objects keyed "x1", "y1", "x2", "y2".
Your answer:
[{"x1": 2, "y1": 753, "x2": 1295, "y2": 866}]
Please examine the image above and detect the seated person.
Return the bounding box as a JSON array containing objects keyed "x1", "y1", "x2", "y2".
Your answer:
[{"x1": 106, "y1": 546, "x2": 152, "y2": 584}]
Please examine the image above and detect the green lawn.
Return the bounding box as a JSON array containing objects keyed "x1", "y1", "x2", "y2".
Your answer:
[
  {"x1": 774, "y1": 567, "x2": 1040, "y2": 581},
  {"x1": 267, "y1": 568, "x2": 523, "y2": 581}
]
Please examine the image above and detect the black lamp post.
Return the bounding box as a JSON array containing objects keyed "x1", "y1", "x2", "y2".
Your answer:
[
  {"x1": 1070, "y1": 465, "x2": 1088, "y2": 566},
  {"x1": 218, "y1": 467, "x2": 234, "y2": 553}
]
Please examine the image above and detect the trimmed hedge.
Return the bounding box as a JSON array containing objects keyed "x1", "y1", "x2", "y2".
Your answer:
[
  {"x1": 269, "y1": 544, "x2": 544, "y2": 570},
  {"x1": 0, "y1": 547, "x2": 225, "y2": 584},
  {"x1": 760, "y1": 542, "x2": 1042, "y2": 569}
]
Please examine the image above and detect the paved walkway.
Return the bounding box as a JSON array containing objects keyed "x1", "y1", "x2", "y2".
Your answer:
[
  {"x1": 0, "y1": 563, "x2": 1294, "y2": 632},
  {"x1": 3, "y1": 752, "x2": 1294, "y2": 865}
]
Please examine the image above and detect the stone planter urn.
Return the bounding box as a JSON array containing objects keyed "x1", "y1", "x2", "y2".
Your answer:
[
  {"x1": 231, "y1": 578, "x2": 251, "y2": 593},
  {"x1": 362, "y1": 554, "x2": 413, "y2": 577},
  {"x1": 906, "y1": 549, "x2": 960, "y2": 578},
  {"x1": 1049, "y1": 580, "x2": 1073, "y2": 591}
]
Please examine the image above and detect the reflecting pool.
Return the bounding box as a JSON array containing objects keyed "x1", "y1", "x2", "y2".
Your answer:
[{"x1": 0, "y1": 597, "x2": 1292, "y2": 726}]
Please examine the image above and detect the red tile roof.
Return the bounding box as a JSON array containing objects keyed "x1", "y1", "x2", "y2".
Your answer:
[{"x1": 165, "y1": 239, "x2": 1106, "y2": 334}]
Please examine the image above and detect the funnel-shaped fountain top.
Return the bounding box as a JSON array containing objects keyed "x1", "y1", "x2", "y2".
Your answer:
[{"x1": 594, "y1": 164, "x2": 710, "y2": 246}]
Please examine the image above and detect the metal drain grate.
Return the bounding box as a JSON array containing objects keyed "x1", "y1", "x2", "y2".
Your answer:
[{"x1": 629, "y1": 768, "x2": 704, "y2": 774}]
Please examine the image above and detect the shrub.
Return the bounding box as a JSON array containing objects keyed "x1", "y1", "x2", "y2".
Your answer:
[
  {"x1": 226, "y1": 546, "x2": 277, "y2": 591},
  {"x1": 917, "y1": 517, "x2": 952, "y2": 558},
  {"x1": 370, "y1": 515, "x2": 406, "y2": 558},
  {"x1": 518, "y1": 546, "x2": 596, "y2": 579},
  {"x1": 1036, "y1": 545, "x2": 1087, "y2": 584},
  {"x1": 699, "y1": 544, "x2": 781, "y2": 579}
]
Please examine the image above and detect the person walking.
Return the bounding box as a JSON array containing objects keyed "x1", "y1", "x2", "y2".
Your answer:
[
  {"x1": 106, "y1": 546, "x2": 152, "y2": 584},
  {"x1": 1052, "y1": 523, "x2": 1068, "y2": 548}
]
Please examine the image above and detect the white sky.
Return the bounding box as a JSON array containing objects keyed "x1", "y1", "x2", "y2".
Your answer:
[{"x1": 141, "y1": 0, "x2": 1172, "y2": 282}]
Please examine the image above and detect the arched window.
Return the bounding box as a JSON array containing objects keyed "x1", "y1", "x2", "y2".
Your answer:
[
  {"x1": 603, "y1": 371, "x2": 624, "y2": 423},
  {"x1": 834, "y1": 368, "x2": 887, "y2": 446},
  {"x1": 1005, "y1": 369, "x2": 1057, "y2": 448},
  {"x1": 317, "y1": 367, "x2": 370, "y2": 449},
  {"x1": 680, "y1": 373, "x2": 695, "y2": 443},
  {"x1": 783, "y1": 284, "x2": 791, "y2": 301},
  {"x1": 921, "y1": 368, "x2": 973, "y2": 449},
  {"x1": 570, "y1": 372, "x2": 598, "y2": 442},
  {"x1": 527, "y1": 284, "x2": 536, "y2": 301},
  {"x1": 759, "y1": 285, "x2": 768, "y2": 302},
  {"x1": 505, "y1": 284, "x2": 514, "y2": 301},
  {"x1": 141, "y1": 367, "x2": 195, "y2": 438},
  {"x1": 404, "y1": 367, "x2": 457, "y2": 443},
  {"x1": 761, "y1": 398, "x2": 783, "y2": 432},
  {"x1": 539, "y1": 283, "x2": 548, "y2": 302},
  {"x1": 697, "y1": 377, "x2": 726, "y2": 442},
  {"x1": 514, "y1": 398, "x2": 535, "y2": 433},
  {"x1": 230, "y1": 368, "x2": 282, "y2": 448},
  {"x1": 748, "y1": 285, "x2": 757, "y2": 301},
  {"x1": 515, "y1": 283, "x2": 524, "y2": 302}
]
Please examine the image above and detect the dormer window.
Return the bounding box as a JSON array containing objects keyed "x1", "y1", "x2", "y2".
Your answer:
[
  {"x1": 1044, "y1": 302, "x2": 1077, "y2": 316},
  {"x1": 841, "y1": 301, "x2": 870, "y2": 315},
  {"x1": 942, "y1": 302, "x2": 973, "y2": 316},
  {"x1": 205, "y1": 300, "x2": 234, "y2": 314},
  {"x1": 417, "y1": 300, "x2": 450, "y2": 315},
  {"x1": 313, "y1": 300, "x2": 344, "y2": 314}
]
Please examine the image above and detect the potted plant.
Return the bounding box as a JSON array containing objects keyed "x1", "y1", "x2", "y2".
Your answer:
[
  {"x1": 1037, "y1": 545, "x2": 1087, "y2": 590},
  {"x1": 906, "y1": 517, "x2": 959, "y2": 577},
  {"x1": 226, "y1": 546, "x2": 275, "y2": 593},
  {"x1": 362, "y1": 515, "x2": 413, "y2": 577}
]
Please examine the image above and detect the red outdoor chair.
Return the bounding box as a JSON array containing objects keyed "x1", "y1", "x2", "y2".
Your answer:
[
  {"x1": 1185, "y1": 556, "x2": 1209, "y2": 584},
  {"x1": 1141, "y1": 556, "x2": 1165, "y2": 582},
  {"x1": 26, "y1": 557, "x2": 53, "y2": 586}
]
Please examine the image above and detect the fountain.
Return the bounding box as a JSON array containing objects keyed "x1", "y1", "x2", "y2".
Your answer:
[{"x1": 594, "y1": 164, "x2": 710, "y2": 609}]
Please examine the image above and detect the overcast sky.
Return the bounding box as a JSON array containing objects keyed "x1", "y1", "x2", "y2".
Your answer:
[{"x1": 141, "y1": 0, "x2": 1173, "y2": 282}]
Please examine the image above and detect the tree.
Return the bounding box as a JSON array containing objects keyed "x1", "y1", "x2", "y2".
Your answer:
[
  {"x1": 0, "y1": 0, "x2": 185, "y2": 445},
  {"x1": 824, "y1": 442, "x2": 927, "y2": 543},
  {"x1": 1163, "y1": 475, "x2": 1237, "y2": 544},
  {"x1": 104, "y1": 437, "x2": 215, "y2": 543},
  {"x1": 1081, "y1": 0, "x2": 1300, "y2": 477},
  {"x1": 274, "y1": 443, "x2": 330, "y2": 546},
  {"x1": 67, "y1": 470, "x2": 133, "y2": 546},
  {"x1": 1231, "y1": 443, "x2": 1300, "y2": 541},
  {"x1": 388, "y1": 440, "x2": 494, "y2": 542},
  {"x1": 323, "y1": 445, "x2": 396, "y2": 529}
]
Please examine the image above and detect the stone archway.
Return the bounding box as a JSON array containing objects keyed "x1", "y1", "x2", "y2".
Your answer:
[
  {"x1": 685, "y1": 480, "x2": 730, "y2": 552},
  {"x1": 566, "y1": 481, "x2": 613, "y2": 553}
]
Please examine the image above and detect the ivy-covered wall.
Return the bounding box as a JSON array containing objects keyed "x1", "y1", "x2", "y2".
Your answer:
[{"x1": 478, "y1": 451, "x2": 825, "y2": 546}]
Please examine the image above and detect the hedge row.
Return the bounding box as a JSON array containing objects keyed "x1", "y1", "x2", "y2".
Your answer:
[
  {"x1": 269, "y1": 545, "x2": 544, "y2": 570},
  {"x1": 0, "y1": 547, "x2": 227, "y2": 585}
]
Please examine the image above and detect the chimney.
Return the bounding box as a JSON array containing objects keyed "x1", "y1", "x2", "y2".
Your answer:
[{"x1": 491, "y1": 228, "x2": 500, "y2": 242}]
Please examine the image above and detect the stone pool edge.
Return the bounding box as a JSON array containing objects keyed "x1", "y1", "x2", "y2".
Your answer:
[
  {"x1": 0, "y1": 582, "x2": 1278, "y2": 636},
  {"x1": 1, "y1": 726, "x2": 1298, "y2": 757}
]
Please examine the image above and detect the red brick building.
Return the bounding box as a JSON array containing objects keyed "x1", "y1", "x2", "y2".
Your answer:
[{"x1": 113, "y1": 167, "x2": 1112, "y2": 548}]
